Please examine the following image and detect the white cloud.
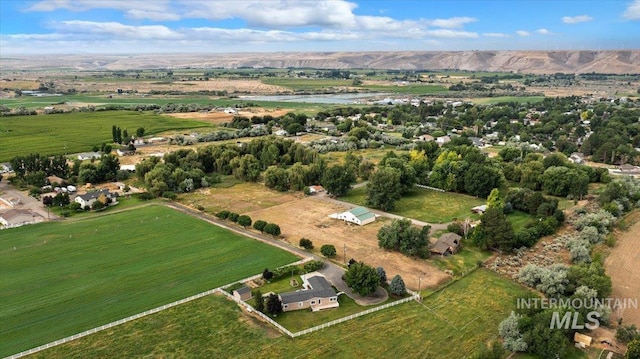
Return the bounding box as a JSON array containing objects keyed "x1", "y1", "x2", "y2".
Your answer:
[
  {"x1": 516, "y1": 30, "x2": 530, "y2": 37},
  {"x1": 426, "y1": 17, "x2": 477, "y2": 29},
  {"x1": 536, "y1": 28, "x2": 553, "y2": 35},
  {"x1": 55, "y1": 21, "x2": 183, "y2": 39},
  {"x1": 562, "y1": 15, "x2": 593, "y2": 24},
  {"x1": 624, "y1": 0, "x2": 640, "y2": 20},
  {"x1": 27, "y1": 0, "x2": 171, "y2": 14},
  {"x1": 483, "y1": 32, "x2": 510, "y2": 38},
  {"x1": 424, "y1": 29, "x2": 478, "y2": 39}
]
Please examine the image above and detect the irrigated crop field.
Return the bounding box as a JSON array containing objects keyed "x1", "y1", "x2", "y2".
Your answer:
[
  {"x1": 0, "y1": 111, "x2": 211, "y2": 162},
  {"x1": 34, "y1": 269, "x2": 531, "y2": 358},
  {"x1": 0, "y1": 205, "x2": 298, "y2": 357}
]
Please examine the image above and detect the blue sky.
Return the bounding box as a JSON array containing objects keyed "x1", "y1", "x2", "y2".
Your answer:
[{"x1": 1, "y1": 0, "x2": 639, "y2": 54}]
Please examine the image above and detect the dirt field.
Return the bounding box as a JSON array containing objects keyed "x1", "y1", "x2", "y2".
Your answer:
[
  {"x1": 605, "y1": 211, "x2": 640, "y2": 326},
  {"x1": 53, "y1": 78, "x2": 287, "y2": 94},
  {"x1": 245, "y1": 196, "x2": 450, "y2": 290},
  {"x1": 179, "y1": 182, "x2": 303, "y2": 215}
]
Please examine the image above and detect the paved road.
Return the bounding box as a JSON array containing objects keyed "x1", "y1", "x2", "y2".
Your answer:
[
  {"x1": 166, "y1": 202, "x2": 387, "y2": 305},
  {"x1": 0, "y1": 180, "x2": 58, "y2": 221}
]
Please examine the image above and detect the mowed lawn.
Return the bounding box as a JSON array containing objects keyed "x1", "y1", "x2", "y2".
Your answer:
[
  {"x1": 0, "y1": 205, "x2": 298, "y2": 357},
  {"x1": 341, "y1": 187, "x2": 485, "y2": 223},
  {"x1": 35, "y1": 269, "x2": 531, "y2": 358},
  {"x1": 0, "y1": 110, "x2": 211, "y2": 161}
]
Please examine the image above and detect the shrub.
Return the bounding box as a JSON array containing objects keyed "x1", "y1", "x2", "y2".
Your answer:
[
  {"x1": 303, "y1": 260, "x2": 324, "y2": 273},
  {"x1": 162, "y1": 191, "x2": 177, "y2": 200},
  {"x1": 389, "y1": 274, "x2": 407, "y2": 296},
  {"x1": 228, "y1": 212, "x2": 239, "y2": 222},
  {"x1": 215, "y1": 210, "x2": 230, "y2": 219},
  {"x1": 320, "y1": 244, "x2": 337, "y2": 258},
  {"x1": 262, "y1": 268, "x2": 273, "y2": 281},
  {"x1": 616, "y1": 324, "x2": 639, "y2": 344},
  {"x1": 253, "y1": 220, "x2": 267, "y2": 233},
  {"x1": 299, "y1": 238, "x2": 314, "y2": 250},
  {"x1": 263, "y1": 223, "x2": 281, "y2": 237},
  {"x1": 376, "y1": 266, "x2": 387, "y2": 283},
  {"x1": 237, "y1": 215, "x2": 252, "y2": 227}
]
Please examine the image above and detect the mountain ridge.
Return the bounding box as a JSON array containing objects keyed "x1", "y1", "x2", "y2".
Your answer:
[{"x1": 2, "y1": 50, "x2": 639, "y2": 74}]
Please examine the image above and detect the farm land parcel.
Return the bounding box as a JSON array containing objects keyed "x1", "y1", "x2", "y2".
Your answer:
[
  {"x1": 34, "y1": 269, "x2": 531, "y2": 358},
  {"x1": 0, "y1": 205, "x2": 298, "y2": 357},
  {"x1": 0, "y1": 111, "x2": 211, "y2": 162}
]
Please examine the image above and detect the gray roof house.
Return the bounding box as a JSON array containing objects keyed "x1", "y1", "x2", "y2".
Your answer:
[
  {"x1": 74, "y1": 189, "x2": 116, "y2": 208},
  {"x1": 279, "y1": 273, "x2": 339, "y2": 312}
]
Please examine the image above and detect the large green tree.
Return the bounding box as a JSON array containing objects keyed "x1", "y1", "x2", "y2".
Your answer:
[
  {"x1": 366, "y1": 167, "x2": 402, "y2": 211},
  {"x1": 377, "y1": 218, "x2": 430, "y2": 258},
  {"x1": 344, "y1": 262, "x2": 380, "y2": 296},
  {"x1": 321, "y1": 164, "x2": 356, "y2": 196},
  {"x1": 473, "y1": 207, "x2": 515, "y2": 252}
]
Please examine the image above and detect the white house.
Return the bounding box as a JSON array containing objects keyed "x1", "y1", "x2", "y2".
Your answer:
[
  {"x1": 279, "y1": 273, "x2": 339, "y2": 312},
  {"x1": 75, "y1": 189, "x2": 116, "y2": 208},
  {"x1": 334, "y1": 207, "x2": 376, "y2": 226}
]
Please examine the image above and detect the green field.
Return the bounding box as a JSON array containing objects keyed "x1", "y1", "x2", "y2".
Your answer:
[
  {"x1": 35, "y1": 269, "x2": 530, "y2": 358},
  {"x1": 0, "y1": 110, "x2": 212, "y2": 161},
  {"x1": 507, "y1": 210, "x2": 534, "y2": 232},
  {"x1": 0, "y1": 205, "x2": 298, "y2": 357},
  {"x1": 341, "y1": 186, "x2": 485, "y2": 223}
]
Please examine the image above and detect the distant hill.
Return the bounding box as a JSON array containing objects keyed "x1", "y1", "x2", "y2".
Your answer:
[{"x1": 2, "y1": 50, "x2": 639, "y2": 74}]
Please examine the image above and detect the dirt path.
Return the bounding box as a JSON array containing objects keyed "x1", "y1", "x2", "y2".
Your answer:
[{"x1": 605, "y1": 211, "x2": 640, "y2": 326}]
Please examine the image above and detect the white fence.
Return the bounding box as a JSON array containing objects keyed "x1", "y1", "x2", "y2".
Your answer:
[
  {"x1": 218, "y1": 290, "x2": 295, "y2": 337},
  {"x1": 291, "y1": 291, "x2": 420, "y2": 337},
  {"x1": 415, "y1": 184, "x2": 445, "y2": 192},
  {"x1": 5, "y1": 260, "x2": 308, "y2": 359}
]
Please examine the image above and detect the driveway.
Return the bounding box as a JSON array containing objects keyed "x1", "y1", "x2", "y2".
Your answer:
[{"x1": 0, "y1": 179, "x2": 58, "y2": 221}]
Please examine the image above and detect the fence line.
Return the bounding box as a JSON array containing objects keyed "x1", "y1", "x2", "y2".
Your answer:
[
  {"x1": 4, "y1": 260, "x2": 306, "y2": 359},
  {"x1": 415, "y1": 184, "x2": 445, "y2": 192},
  {"x1": 291, "y1": 291, "x2": 420, "y2": 337},
  {"x1": 218, "y1": 290, "x2": 294, "y2": 337}
]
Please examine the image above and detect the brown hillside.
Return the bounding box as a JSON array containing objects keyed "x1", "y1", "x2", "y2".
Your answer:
[{"x1": 1, "y1": 50, "x2": 639, "y2": 74}]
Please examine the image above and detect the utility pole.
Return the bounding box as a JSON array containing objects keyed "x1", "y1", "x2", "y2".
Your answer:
[{"x1": 344, "y1": 243, "x2": 347, "y2": 266}]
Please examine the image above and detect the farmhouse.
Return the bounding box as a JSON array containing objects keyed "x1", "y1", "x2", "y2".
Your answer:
[
  {"x1": 0, "y1": 209, "x2": 43, "y2": 229},
  {"x1": 430, "y1": 232, "x2": 462, "y2": 256},
  {"x1": 232, "y1": 286, "x2": 253, "y2": 301},
  {"x1": 75, "y1": 189, "x2": 116, "y2": 208},
  {"x1": 279, "y1": 273, "x2": 339, "y2": 312},
  {"x1": 334, "y1": 207, "x2": 376, "y2": 226}
]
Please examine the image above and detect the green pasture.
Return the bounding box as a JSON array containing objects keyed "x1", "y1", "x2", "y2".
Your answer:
[
  {"x1": 35, "y1": 269, "x2": 530, "y2": 358},
  {"x1": 0, "y1": 205, "x2": 298, "y2": 357},
  {"x1": 341, "y1": 186, "x2": 485, "y2": 223},
  {"x1": 0, "y1": 110, "x2": 210, "y2": 161}
]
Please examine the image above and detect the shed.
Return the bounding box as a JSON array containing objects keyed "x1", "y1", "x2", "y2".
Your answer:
[
  {"x1": 429, "y1": 232, "x2": 462, "y2": 256},
  {"x1": 232, "y1": 286, "x2": 253, "y2": 301}
]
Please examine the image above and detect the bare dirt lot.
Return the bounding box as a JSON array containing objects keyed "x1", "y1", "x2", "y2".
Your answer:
[
  {"x1": 245, "y1": 196, "x2": 450, "y2": 290},
  {"x1": 54, "y1": 78, "x2": 288, "y2": 94},
  {"x1": 605, "y1": 211, "x2": 640, "y2": 326}
]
